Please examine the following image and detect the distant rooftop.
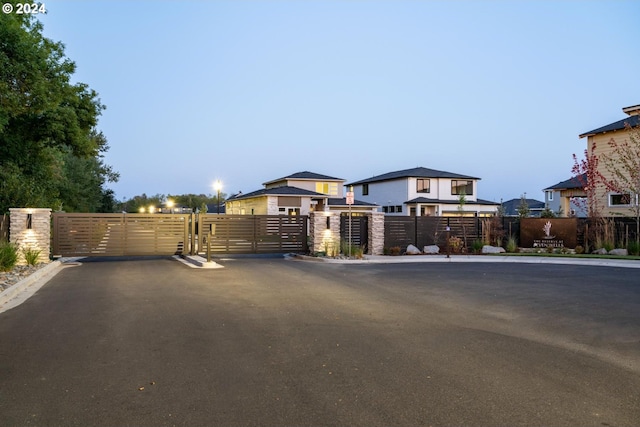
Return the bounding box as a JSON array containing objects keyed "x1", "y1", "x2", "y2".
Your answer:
[
  {"x1": 263, "y1": 171, "x2": 343, "y2": 186},
  {"x1": 347, "y1": 167, "x2": 478, "y2": 186},
  {"x1": 544, "y1": 173, "x2": 586, "y2": 191}
]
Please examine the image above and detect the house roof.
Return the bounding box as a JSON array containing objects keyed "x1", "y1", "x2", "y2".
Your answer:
[
  {"x1": 501, "y1": 198, "x2": 545, "y2": 216},
  {"x1": 579, "y1": 115, "x2": 640, "y2": 138},
  {"x1": 346, "y1": 167, "x2": 479, "y2": 186},
  {"x1": 263, "y1": 171, "x2": 343, "y2": 186},
  {"x1": 405, "y1": 197, "x2": 500, "y2": 206},
  {"x1": 226, "y1": 186, "x2": 328, "y2": 201},
  {"x1": 544, "y1": 174, "x2": 586, "y2": 191},
  {"x1": 327, "y1": 198, "x2": 379, "y2": 207}
]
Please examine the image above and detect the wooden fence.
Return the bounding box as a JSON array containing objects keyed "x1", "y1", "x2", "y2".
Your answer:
[{"x1": 384, "y1": 216, "x2": 483, "y2": 250}]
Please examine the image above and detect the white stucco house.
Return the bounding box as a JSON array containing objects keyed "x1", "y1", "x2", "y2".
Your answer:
[
  {"x1": 225, "y1": 171, "x2": 378, "y2": 215},
  {"x1": 346, "y1": 167, "x2": 499, "y2": 217}
]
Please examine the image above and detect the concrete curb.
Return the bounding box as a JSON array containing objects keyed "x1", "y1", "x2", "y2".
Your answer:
[
  {"x1": 172, "y1": 255, "x2": 224, "y2": 269},
  {"x1": 288, "y1": 253, "x2": 640, "y2": 268},
  {"x1": 0, "y1": 260, "x2": 64, "y2": 307}
]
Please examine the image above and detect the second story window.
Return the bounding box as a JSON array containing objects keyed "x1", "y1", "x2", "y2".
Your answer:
[
  {"x1": 451, "y1": 180, "x2": 473, "y2": 196},
  {"x1": 316, "y1": 182, "x2": 338, "y2": 196},
  {"x1": 362, "y1": 184, "x2": 369, "y2": 196},
  {"x1": 417, "y1": 178, "x2": 430, "y2": 193},
  {"x1": 609, "y1": 192, "x2": 632, "y2": 207}
]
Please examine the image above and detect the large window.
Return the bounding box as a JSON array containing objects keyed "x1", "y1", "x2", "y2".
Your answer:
[
  {"x1": 609, "y1": 192, "x2": 632, "y2": 207},
  {"x1": 417, "y1": 178, "x2": 430, "y2": 193},
  {"x1": 316, "y1": 182, "x2": 338, "y2": 196},
  {"x1": 451, "y1": 180, "x2": 473, "y2": 196}
]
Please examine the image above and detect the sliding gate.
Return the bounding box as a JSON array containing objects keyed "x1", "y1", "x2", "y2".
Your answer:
[
  {"x1": 198, "y1": 214, "x2": 308, "y2": 254},
  {"x1": 52, "y1": 213, "x2": 191, "y2": 257},
  {"x1": 52, "y1": 213, "x2": 309, "y2": 257}
]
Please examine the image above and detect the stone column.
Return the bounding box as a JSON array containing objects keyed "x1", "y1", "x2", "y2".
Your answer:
[
  {"x1": 309, "y1": 211, "x2": 341, "y2": 255},
  {"x1": 368, "y1": 211, "x2": 385, "y2": 255},
  {"x1": 9, "y1": 208, "x2": 51, "y2": 265}
]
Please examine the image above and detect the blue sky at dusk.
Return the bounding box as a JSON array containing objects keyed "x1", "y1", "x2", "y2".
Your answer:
[{"x1": 39, "y1": 1, "x2": 640, "y2": 203}]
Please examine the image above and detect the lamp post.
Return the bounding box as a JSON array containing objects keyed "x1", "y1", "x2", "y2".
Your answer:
[{"x1": 213, "y1": 180, "x2": 223, "y2": 214}]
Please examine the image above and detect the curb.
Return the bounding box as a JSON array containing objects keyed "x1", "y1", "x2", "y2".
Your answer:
[
  {"x1": 172, "y1": 255, "x2": 224, "y2": 269},
  {"x1": 0, "y1": 260, "x2": 64, "y2": 307},
  {"x1": 288, "y1": 253, "x2": 640, "y2": 268}
]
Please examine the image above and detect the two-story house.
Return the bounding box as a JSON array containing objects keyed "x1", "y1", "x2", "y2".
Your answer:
[
  {"x1": 225, "y1": 171, "x2": 378, "y2": 215},
  {"x1": 543, "y1": 174, "x2": 587, "y2": 217},
  {"x1": 346, "y1": 167, "x2": 499, "y2": 216},
  {"x1": 579, "y1": 104, "x2": 640, "y2": 217}
]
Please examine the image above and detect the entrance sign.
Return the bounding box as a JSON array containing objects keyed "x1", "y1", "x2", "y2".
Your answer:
[{"x1": 520, "y1": 218, "x2": 577, "y2": 249}]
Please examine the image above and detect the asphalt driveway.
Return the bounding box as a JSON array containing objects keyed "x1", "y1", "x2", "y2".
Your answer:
[{"x1": 0, "y1": 256, "x2": 639, "y2": 426}]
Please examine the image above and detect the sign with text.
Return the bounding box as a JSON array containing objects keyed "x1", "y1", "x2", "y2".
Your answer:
[
  {"x1": 520, "y1": 218, "x2": 577, "y2": 249},
  {"x1": 346, "y1": 191, "x2": 354, "y2": 205}
]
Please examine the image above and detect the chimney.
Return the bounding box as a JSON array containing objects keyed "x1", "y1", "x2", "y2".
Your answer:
[{"x1": 622, "y1": 104, "x2": 640, "y2": 116}]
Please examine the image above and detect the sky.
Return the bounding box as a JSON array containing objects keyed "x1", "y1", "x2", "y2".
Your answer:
[{"x1": 37, "y1": 0, "x2": 640, "y2": 204}]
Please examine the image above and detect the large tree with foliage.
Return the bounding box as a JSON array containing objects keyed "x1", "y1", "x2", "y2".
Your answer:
[{"x1": 0, "y1": 5, "x2": 118, "y2": 213}]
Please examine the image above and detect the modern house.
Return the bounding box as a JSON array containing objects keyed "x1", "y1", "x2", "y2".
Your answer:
[
  {"x1": 543, "y1": 174, "x2": 587, "y2": 217},
  {"x1": 346, "y1": 167, "x2": 499, "y2": 217},
  {"x1": 225, "y1": 171, "x2": 378, "y2": 215},
  {"x1": 579, "y1": 104, "x2": 640, "y2": 217}
]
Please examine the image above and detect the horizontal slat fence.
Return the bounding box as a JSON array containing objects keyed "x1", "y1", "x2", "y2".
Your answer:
[
  {"x1": 385, "y1": 216, "x2": 481, "y2": 250},
  {"x1": 52, "y1": 213, "x2": 190, "y2": 257},
  {"x1": 198, "y1": 214, "x2": 308, "y2": 254}
]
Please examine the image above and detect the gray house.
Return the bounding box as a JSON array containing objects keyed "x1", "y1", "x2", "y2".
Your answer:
[{"x1": 543, "y1": 174, "x2": 587, "y2": 217}]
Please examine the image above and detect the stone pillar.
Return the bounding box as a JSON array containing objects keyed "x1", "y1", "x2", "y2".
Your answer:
[
  {"x1": 9, "y1": 208, "x2": 51, "y2": 265},
  {"x1": 368, "y1": 211, "x2": 385, "y2": 255},
  {"x1": 309, "y1": 211, "x2": 341, "y2": 255}
]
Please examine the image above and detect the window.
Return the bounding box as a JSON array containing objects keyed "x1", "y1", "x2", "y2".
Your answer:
[
  {"x1": 383, "y1": 206, "x2": 402, "y2": 213},
  {"x1": 362, "y1": 184, "x2": 369, "y2": 196},
  {"x1": 417, "y1": 178, "x2": 430, "y2": 193},
  {"x1": 547, "y1": 190, "x2": 553, "y2": 201},
  {"x1": 609, "y1": 193, "x2": 632, "y2": 207},
  {"x1": 316, "y1": 182, "x2": 338, "y2": 196},
  {"x1": 451, "y1": 180, "x2": 473, "y2": 196}
]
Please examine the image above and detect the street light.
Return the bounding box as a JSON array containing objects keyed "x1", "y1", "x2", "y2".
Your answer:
[
  {"x1": 213, "y1": 180, "x2": 223, "y2": 214},
  {"x1": 166, "y1": 199, "x2": 174, "y2": 214}
]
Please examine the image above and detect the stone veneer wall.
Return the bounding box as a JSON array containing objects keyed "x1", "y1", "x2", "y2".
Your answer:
[
  {"x1": 309, "y1": 212, "x2": 340, "y2": 255},
  {"x1": 368, "y1": 212, "x2": 385, "y2": 255},
  {"x1": 9, "y1": 208, "x2": 51, "y2": 265},
  {"x1": 310, "y1": 211, "x2": 385, "y2": 256}
]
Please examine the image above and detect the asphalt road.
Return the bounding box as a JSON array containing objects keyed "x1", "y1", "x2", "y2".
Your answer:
[{"x1": 0, "y1": 256, "x2": 639, "y2": 426}]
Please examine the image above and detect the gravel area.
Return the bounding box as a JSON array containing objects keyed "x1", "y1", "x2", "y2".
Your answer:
[{"x1": 0, "y1": 264, "x2": 48, "y2": 292}]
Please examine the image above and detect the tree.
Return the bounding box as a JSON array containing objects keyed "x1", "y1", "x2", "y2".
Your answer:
[
  {"x1": 598, "y1": 122, "x2": 640, "y2": 244},
  {"x1": 457, "y1": 191, "x2": 468, "y2": 248},
  {"x1": 540, "y1": 207, "x2": 556, "y2": 218},
  {"x1": 572, "y1": 150, "x2": 602, "y2": 218},
  {"x1": 0, "y1": 6, "x2": 117, "y2": 213},
  {"x1": 517, "y1": 194, "x2": 530, "y2": 219}
]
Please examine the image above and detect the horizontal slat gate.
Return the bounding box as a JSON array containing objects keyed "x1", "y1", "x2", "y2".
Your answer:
[
  {"x1": 198, "y1": 215, "x2": 308, "y2": 254},
  {"x1": 340, "y1": 214, "x2": 368, "y2": 249},
  {"x1": 52, "y1": 213, "x2": 190, "y2": 257}
]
